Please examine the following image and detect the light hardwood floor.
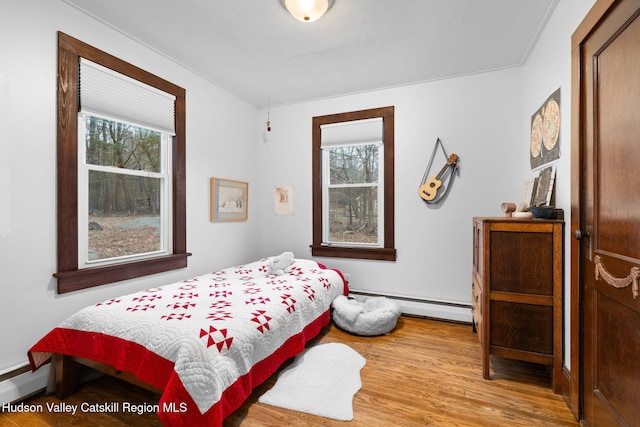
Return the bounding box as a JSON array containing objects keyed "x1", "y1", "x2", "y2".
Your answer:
[{"x1": 1, "y1": 316, "x2": 578, "y2": 426}]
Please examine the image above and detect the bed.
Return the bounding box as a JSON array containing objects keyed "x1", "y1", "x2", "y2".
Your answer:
[{"x1": 28, "y1": 256, "x2": 348, "y2": 426}]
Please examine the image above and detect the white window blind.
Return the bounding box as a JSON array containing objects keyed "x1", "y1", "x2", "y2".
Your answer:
[
  {"x1": 79, "y1": 58, "x2": 176, "y2": 135},
  {"x1": 320, "y1": 117, "x2": 383, "y2": 148}
]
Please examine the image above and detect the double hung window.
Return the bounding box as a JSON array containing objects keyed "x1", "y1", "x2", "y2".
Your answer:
[
  {"x1": 78, "y1": 59, "x2": 174, "y2": 268},
  {"x1": 311, "y1": 106, "x2": 396, "y2": 261},
  {"x1": 321, "y1": 118, "x2": 384, "y2": 247},
  {"x1": 55, "y1": 32, "x2": 189, "y2": 293}
]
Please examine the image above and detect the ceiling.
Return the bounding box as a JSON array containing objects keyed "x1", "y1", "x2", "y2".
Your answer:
[{"x1": 62, "y1": 0, "x2": 558, "y2": 108}]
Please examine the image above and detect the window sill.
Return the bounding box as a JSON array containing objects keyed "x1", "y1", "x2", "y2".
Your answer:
[
  {"x1": 310, "y1": 245, "x2": 396, "y2": 261},
  {"x1": 54, "y1": 252, "x2": 192, "y2": 293}
]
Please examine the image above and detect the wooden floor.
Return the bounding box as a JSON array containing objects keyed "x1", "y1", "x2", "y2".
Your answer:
[{"x1": 1, "y1": 316, "x2": 578, "y2": 426}]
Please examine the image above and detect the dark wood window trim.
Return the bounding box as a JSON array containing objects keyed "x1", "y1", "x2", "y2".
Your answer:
[
  {"x1": 311, "y1": 106, "x2": 396, "y2": 261},
  {"x1": 54, "y1": 32, "x2": 190, "y2": 293}
]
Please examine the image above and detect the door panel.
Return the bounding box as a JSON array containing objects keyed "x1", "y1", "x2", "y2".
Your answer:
[
  {"x1": 580, "y1": 1, "x2": 640, "y2": 426},
  {"x1": 595, "y1": 9, "x2": 640, "y2": 259},
  {"x1": 595, "y1": 293, "x2": 640, "y2": 423}
]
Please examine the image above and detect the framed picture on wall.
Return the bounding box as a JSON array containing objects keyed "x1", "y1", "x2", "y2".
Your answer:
[
  {"x1": 210, "y1": 177, "x2": 248, "y2": 221},
  {"x1": 530, "y1": 88, "x2": 561, "y2": 170},
  {"x1": 274, "y1": 185, "x2": 294, "y2": 215}
]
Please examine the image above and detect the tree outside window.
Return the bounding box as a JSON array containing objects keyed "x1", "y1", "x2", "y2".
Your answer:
[{"x1": 326, "y1": 143, "x2": 380, "y2": 245}]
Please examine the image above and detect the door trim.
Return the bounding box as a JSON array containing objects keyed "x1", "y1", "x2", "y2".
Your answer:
[{"x1": 570, "y1": 0, "x2": 621, "y2": 421}]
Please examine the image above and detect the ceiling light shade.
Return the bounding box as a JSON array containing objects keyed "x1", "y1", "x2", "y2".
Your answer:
[{"x1": 281, "y1": 0, "x2": 334, "y2": 22}]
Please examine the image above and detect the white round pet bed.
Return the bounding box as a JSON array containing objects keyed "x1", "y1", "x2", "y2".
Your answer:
[{"x1": 332, "y1": 295, "x2": 401, "y2": 336}]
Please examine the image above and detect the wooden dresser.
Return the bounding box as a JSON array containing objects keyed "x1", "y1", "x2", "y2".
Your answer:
[{"x1": 472, "y1": 217, "x2": 563, "y2": 393}]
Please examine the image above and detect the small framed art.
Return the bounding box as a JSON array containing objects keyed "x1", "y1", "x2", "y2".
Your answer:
[
  {"x1": 520, "y1": 178, "x2": 536, "y2": 210},
  {"x1": 531, "y1": 165, "x2": 556, "y2": 207},
  {"x1": 210, "y1": 177, "x2": 248, "y2": 221},
  {"x1": 274, "y1": 185, "x2": 294, "y2": 215}
]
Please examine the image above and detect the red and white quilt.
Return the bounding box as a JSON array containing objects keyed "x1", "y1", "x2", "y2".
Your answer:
[{"x1": 28, "y1": 257, "x2": 347, "y2": 426}]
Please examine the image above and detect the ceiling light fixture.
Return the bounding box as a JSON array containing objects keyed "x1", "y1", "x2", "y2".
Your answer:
[{"x1": 280, "y1": 0, "x2": 334, "y2": 23}]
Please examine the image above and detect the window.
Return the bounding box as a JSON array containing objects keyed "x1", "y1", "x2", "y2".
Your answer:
[
  {"x1": 54, "y1": 32, "x2": 189, "y2": 293},
  {"x1": 322, "y1": 118, "x2": 383, "y2": 245},
  {"x1": 78, "y1": 116, "x2": 170, "y2": 266},
  {"x1": 311, "y1": 106, "x2": 396, "y2": 261}
]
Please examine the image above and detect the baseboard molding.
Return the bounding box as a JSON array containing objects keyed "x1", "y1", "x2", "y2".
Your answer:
[
  {"x1": 0, "y1": 364, "x2": 50, "y2": 405},
  {"x1": 348, "y1": 289, "x2": 472, "y2": 324},
  {"x1": 561, "y1": 366, "x2": 580, "y2": 421}
]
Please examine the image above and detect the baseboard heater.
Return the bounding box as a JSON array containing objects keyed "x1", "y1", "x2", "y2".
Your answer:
[
  {"x1": 1, "y1": 361, "x2": 102, "y2": 406},
  {"x1": 0, "y1": 363, "x2": 49, "y2": 405},
  {"x1": 348, "y1": 289, "x2": 472, "y2": 324}
]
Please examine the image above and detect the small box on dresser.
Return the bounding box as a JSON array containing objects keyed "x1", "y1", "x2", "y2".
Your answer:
[{"x1": 472, "y1": 217, "x2": 563, "y2": 393}]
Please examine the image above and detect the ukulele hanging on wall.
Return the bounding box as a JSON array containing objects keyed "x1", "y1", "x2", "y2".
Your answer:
[
  {"x1": 418, "y1": 154, "x2": 459, "y2": 201},
  {"x1": 418, "y1": 138, "x2": 460, "y2": 203}
]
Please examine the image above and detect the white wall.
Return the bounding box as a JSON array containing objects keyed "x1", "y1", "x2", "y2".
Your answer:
[
  {"x1": 257, "y1": 68, "x2": 526, "y2": 320},
  {"x1": 0, "y1": 0, "x2": 260, "y2": 398},
  {"x1": 521, "y1": 0, "x2": 596, "y2": 370}
]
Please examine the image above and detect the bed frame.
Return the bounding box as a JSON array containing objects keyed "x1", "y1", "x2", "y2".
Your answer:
[{"x1": 54, "y1": 354, "x2": 163, "y2": 398}]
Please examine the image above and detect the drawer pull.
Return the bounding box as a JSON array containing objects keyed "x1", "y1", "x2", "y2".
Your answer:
[{"x1": 594, "y1": 255, "x2": 640, "y2": 299}]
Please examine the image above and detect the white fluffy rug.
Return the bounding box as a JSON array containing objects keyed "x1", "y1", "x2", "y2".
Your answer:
[{"x1": 258, "y1": 342, "x2": 366, "y2": 420}]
